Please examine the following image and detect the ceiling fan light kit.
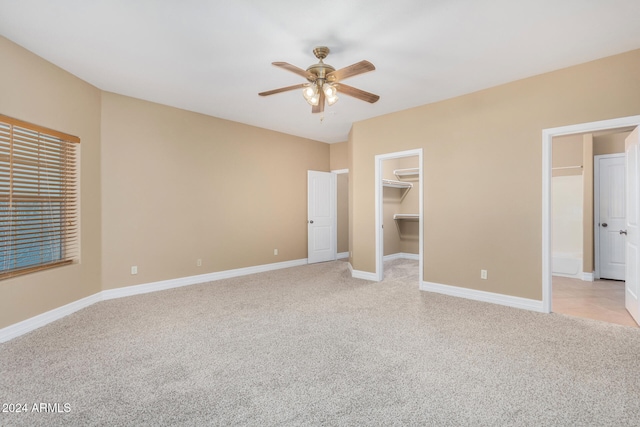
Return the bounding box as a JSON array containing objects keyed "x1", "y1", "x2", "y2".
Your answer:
[
  {"x1": 323, "y1": 83, "x2": 338, "y2": 105},
  {"x1": 302, "y1": 83, "x2": 320, "y2": 106},
  {"x1": 259, "y1": 46, "x2": 379, "y2": 114}
]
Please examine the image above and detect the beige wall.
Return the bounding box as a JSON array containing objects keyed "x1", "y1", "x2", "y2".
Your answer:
[
  {"x1": 0, "y1": 37, "x2": 103, "y2": 328},
  {"x1": 0, "y1": 36, "x2": 329, "y2": 327},
  {"x1": 336, "y1": 173, "x2": 349, "y2": 254},
  {"x1": 350, "y1": 49, "x2": 640, "y2": 300},
  {"x1": 383, "y1": 189, "x2": 402, "y2": 256},
  {"x1": 101, "y1": 92, "x2": 329, "y2": 289},
  {"x1": 330, "y1": 142, "x2": 348, "y2": 171},
  {"x1": 330, "y1": 142, "x2": 349, "y2": 255},
  {"x1": 552, "y1": 134, "x2": 583, "y2": 177},
  {"x1": 594, "y1": 130, "x2": 629, "y2": 155}
]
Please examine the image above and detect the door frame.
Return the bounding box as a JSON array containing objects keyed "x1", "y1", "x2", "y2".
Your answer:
[
  {"x1": 375, "y1": 148, "x2": 423, "y2": 284},
  {"x1": 593, "y1": 153, "x2": 625, "y2": 280},
  {"x1": 542, "y1": 115, "x2": 640, "y2": 313}
]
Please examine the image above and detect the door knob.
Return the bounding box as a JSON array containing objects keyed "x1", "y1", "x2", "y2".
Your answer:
[
  {"x1": 309, "y1": 220, "x2": 314, "y2": 224},
  {"x1": 620, "y1": 230, "x2": 628, "y2": 235},
  {"x1": 601, "y1": 223, "x2": 608, "y2": 227}
]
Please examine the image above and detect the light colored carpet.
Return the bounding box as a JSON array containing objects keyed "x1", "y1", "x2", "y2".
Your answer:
[{"x1": 1, "y1": 259, "x2": 640, "y2": 426}]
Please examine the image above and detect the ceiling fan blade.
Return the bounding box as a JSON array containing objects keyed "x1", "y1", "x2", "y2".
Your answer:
[
  {"x1": 259, "y1": 83, "x2": 306, "y2": 97},
  {"x1": 312, "y1": 91, "x2": 325, "y2": 114},
  {"x1": 326, "y1": 60, "x2": 375, "y2": 82},
  {"x1": 272, "y1": 62, "x2": 316, "y2": 81},
  {"x1": 337, "y1": 83, "x2": 380, "y2": 103}
]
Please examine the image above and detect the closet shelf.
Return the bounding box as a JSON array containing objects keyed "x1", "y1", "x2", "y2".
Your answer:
[
  {"x1": 383, "y1": 179, "x2": 413, "y2": 189},
  {"x1": 394, "y1": 168, "x2": 419, "y2": 179},
  {"x1": 393, "y1": 213, "x2": 419, "y2": 221}
]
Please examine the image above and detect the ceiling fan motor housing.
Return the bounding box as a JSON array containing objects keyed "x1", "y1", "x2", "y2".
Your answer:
[
  {"x1": 306, "y1": 47, "x2": 335, "y2": 82},
  {"x1": 306, "y1": 63, "x2": 335, "y2": 82}
]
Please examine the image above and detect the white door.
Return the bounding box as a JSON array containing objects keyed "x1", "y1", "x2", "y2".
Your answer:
[
  {"x1": 307, "y1": 171, "x2": 336, "y2": 264},
  {"x1": 625, "y1": 127, "x2": 640, "y2": 325},
  {"x1": 598, "y1": 155, "x2": 626, "y2": 280}
]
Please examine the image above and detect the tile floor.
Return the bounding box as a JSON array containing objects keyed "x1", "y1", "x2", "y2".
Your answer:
[{"x1": 553, "y1": 276, "x2": 638, "y2": 328}]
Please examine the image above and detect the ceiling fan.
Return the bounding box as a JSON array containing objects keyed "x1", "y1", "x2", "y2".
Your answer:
[{"x1": 259, "y1": 46, "x2": 380, "y2": 113}]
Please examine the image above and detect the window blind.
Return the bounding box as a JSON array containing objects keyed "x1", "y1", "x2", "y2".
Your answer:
[{"x1": 0, "y1": 115, "x2": 80, "y2": 279}]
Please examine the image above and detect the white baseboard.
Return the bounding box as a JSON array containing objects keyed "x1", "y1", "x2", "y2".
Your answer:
[
  {"x1": 337, "y1": 252, "x2": 349, "y2": 259},
  {"x1": 102, "y1": 258, "x2": 308, "y2": 300},
  {"x1": 0, "y1": 258, "x2": 308, "y2": 343},
  {"x1": 348, "y1": 253, "x2": 419, "y2": 281},
  {"x1": 0, "y1": 293, "x2": 102, "y2": 343},
  {"x1": 421, "y1": 281, "x2": 544, "y2": 313},
  {"x1": 582, "y1": 272, "x2": 594, "y2": 282},
  {"x1": 348, "y1": 262, "x2": 378, "y2": 281},
  {"x1": 383, "y1": 252, "x2": 420, "y2": 261}
]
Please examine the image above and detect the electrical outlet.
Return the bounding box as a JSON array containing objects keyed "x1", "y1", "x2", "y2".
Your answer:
[
  {"x1": 274, "y1": 249, "x2": 278, "y2": 256},
  {"x1": 197, "y1": 259, "x2": 202, "y2": 267},
  {"x1": 131, "y1": 266, "x2": 138, "y2": 275},
  {"x1": 481, "y1": 269, "x2": 488, "y2": 280}
]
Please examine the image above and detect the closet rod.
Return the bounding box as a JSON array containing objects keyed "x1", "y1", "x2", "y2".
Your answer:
[{"x1": 552, "y1": 165, "x2": 583, "y2": 170}]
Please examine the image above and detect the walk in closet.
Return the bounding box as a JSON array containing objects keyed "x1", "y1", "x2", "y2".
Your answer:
[{"x1": 382, "y1": 156, "x2": 419, "y2": 258}]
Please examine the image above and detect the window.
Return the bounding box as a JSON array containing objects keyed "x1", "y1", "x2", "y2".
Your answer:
[{"x1": 0, "y1": 115, "x2": 80, "y2": 279}]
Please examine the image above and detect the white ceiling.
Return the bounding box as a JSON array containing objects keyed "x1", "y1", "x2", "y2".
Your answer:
[{"x1": 1, "y1": 0, "x2": 640, "y2": 143}]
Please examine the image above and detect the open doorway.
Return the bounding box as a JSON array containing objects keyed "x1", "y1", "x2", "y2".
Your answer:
[
  {"x1": 375, "y1": 149, "x2": 423, "y2": 285},
  {"x1": 543, "y1": 116, "x2": 640, "y2": 327}
]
